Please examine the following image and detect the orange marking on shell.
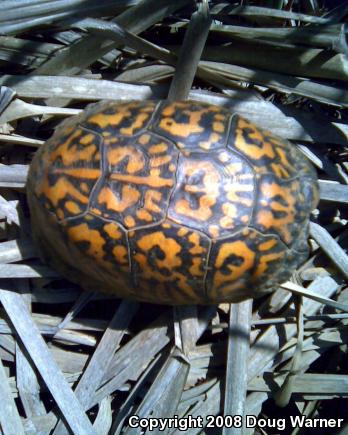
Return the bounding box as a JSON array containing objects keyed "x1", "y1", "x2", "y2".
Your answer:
[
  {"x1": 108, "y1": 147, "x2": 145, "y2": 173},
  {"x1": 57, "y1": 209, "x2": 64, "y2": 220},
  {"x1": 215, "y1": 113, "x2": 226, "y2": 121},
  {"x1": 199, "y1": 132, "x2": 221, "y2": 150},
  {"x1": 144, "y1": 190, "x2": 162, "y2": 213},
  {"x1": 177, "y1": 228, "x2": 189, "y2": 237},
  {"x1": 226, "y1": 162, "x2": 243, "y2": 173},
  {"x1": 235, "y1": 118, "x2": 275, "y2": 161},
  {"x1": 162, "y1": 105, "x2": 175, "y2": 116},
  {"x1": 150, "y1": 155, "x2": 173, "y2": 168},
  {"x1": 210, "y1": 105, "x2": 221, "y2": 112},
  {"x1": 188, "y1": 233, "x2": 205, "y2": 255},
  {"x1": 109, "y1": 173, "x2": 174, "y2": 188},
  {"x1": 213, "y1": 240, "x2": 255, "y2": 286},
  {"x1": 241, "y1": 215, "x2": 249, "y2": 224},
  {"x1": 159, "y1": 117, "x2": 204, "y2": 138},
  {"x1": 254, "y1": 251, "x2": 284, "y2": 277},
  {"x1": 150, "y1": 168, "x2": 160, "y2": 177},
  {"x1": 209, "y1": 225, "x2": 220, "y2": 238},
  {"x1": 103, "y1": 223, "x2": 122, "y2": 239},
  {"x1": 162, "y1": 222, "x2": 172, "y2": 229},
  {"x1": 68, "y1": 223, "x2": 105, "y2": 262},
  {"x1": 256, "y1": 210, "x2": 273, "y2": 228},
  {"x1": 271, "y1": 199, "x2": 291, "y2": 213},
  {"x1": 139, "y1": 134, "x2": 151, "y2": 145},
  {"x1": 88, "y1": 109, "x2": 131, "y2": 129},
  {"x1": 222, "y1": 203, "x2": 237, "y2": 219},
  {"x1": 98, "y1": 185, "x2": 140, "y2": 213},
  {"x1": 68, "y1": 219, "x2": 129, "y2": 272},
  {"x1": 112, "y1": 245, "x2": 129, "y2": 265},
  {"x1": 134, "y1": 253, "x2": 158, "y2": 283},
  {"x1": 136, "y1": 231, "x2": 182, "y2": 270},
  {"x1": 213, "y1": 121, "x2": 225, "y2": 133},
  {"x1": 136, "y1": 209, "x2": 153, "y2": 222},
  {"x1": 158, "y1": 101, "x2": 221, "y2": 139},
  {"x1": 120, "y1": 112, "x2": 150, "y2": 135},
  {"x1": 189, "y1": 257, "x2": 204, "y2": 276},
  {"x1": 199, "y1": 142, "x2": 211, "y2": 151},
  {"x1": 134, "y1": 231, "x2": 199, "y2": 294},
  {"x1": 257, "y1": 181, "x2": 296, "y2": 243},
  {"x1": 174, "y1": 270, "x2": 203, "y2": 298},
  {"x1": 91, "y1": 207, "x2": 102, "y2": 216},
  {"x1": 125, "y1": 215, "x2": 136, "y2": 227},
  {"x1": 49, "y1": 129, "x2": 80, "y2": 158},
  {"x1": 176, "y1": 199, "x2": 212, "y2": 221},
  {"x1": 276, "y1": 147, "x2": 291, "y2": 167},
  {"x1": 65, "y1": 201, "x2": 82, "y2": 214},
  {"x1": 259, "y1": 239, "x2": 277, "y2": 251},
  {"x1": 225, "y1": 184, "x2": 254, "y2": 207},
  {"x1": 54, "y1": 168, "x2": 101, "y2": 179},
  {"x1": 174, "y1": 160, "x2": 220, "y2": 221},
  {"x1": 80, "y1": 182, "x2": 89, "y2": 193},
  {"x1": 220, "y1": 216, "x2": 234, "y2": 228},
  {"x1": 104, "y1": 137, "x2": 119, "y2": 145},
  {"x1": 155, "y1": 102, "x2": 228, "y2": 150},
  {"x1": 270, "y1": 163, "x2": 290, "y2": 178},
  {"x1": 79, "y1": 133, "x2": 95, "y2": 145},
  {"x1": 37, "y1": 177, "x2": 89, "y2": 208},
  {"x1": 50, "y1": 134, "x2": 99, "y2": 166},
  {"x1": 149, "y1": 143, "x2": 168, "y2": 154}
]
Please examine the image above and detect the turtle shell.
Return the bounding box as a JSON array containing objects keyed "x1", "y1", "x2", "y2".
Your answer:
[{"x1": 27, "y1": 100, "x2": 319, "y2": 304}]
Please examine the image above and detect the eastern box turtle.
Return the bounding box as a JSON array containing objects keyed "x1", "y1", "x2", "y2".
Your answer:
[{"x1": 27, "y1": 100, "x2": 319, "y2": 305}]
